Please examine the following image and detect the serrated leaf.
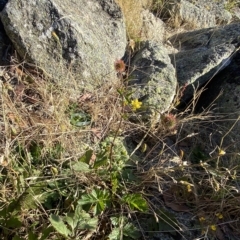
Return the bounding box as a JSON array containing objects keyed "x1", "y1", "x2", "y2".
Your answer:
[
  {"x1": 74, "y1": 204, "x2": 90, "y2": 219},
  {"x1": 74, "y1": 205, "x2": 98, "y2": 230},
  {"x1": 72, "y1": 161, "x2": 91, "y2": 173},
  {"x1": 95, "y1": 202, "x2": 104, "y2": 215},
  {"x1": 123, "y1": 194, "x2": 148, "y2": 212},
  {"x1": 108, "y1": 228, "x2": 120, "y2": 240},
  {"x1": 78, "y1": 189, "x2": 111, "y2": 215},
  {"x1": 123, "y1": 222, "x2": 141, "y2": 238},
  {"x1": 78, "y1": 217, "x2": 98, "y2": 230},
  {"x1": 91, "y1": 189, "x2": 98, "y2": 199},
  {"x1": 49, "y1": 214, "x2": 71, "y2": 237},
  {"x1": 65, "y1": 213, "x2": 77, "y2": 231},
  {"x1": 109, "y1": 217, "x2": 140, "y2": 240},
  {"x1": 78, "y1": 194, "x2": 95, "y2": 205},
  {"x1": 110, "y1": 216, "x2": 119, "y2": 226}
]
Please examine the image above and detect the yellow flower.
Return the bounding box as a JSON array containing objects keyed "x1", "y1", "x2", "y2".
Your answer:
[
  {"x1": 187, "y1": 184, "x2": 192, "y2": 192},
  {"x1": 215, "y1": 213, "x2": 223, "y2": 219},
  {"x1": 199, "y1": 217, "x2": 205, "y2": 222},
  {"x1": 218, "y1": 149, "x2": 226, "y2": 156},
  {"x1": 131, "y1": 99, "x2": 142, "y2": 111},
  {"x1": 210, "y1": 225, "x2": 217, "y2": 231}
]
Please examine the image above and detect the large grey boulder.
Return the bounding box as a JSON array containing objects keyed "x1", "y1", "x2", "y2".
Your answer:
[
  {"x1": 140, "y1": 9, "x2": 165, "y2": 42},
  {"x1": 0, "y1": 0, "x2": 127, "y2": 90},
  {"x1": 204, "y1": 52, "x2": 240, "y2": 153},
  {"x1": 184, "y1": 52, "x2": 240, "y2": 169},
  {"x1": 163, "y1": 0, "x2": 231, "y2": 29},
  {"x1": 187, "y1": 0, "x2": 232, "y2": 25},
  {"x1": 128, "y1": 40, "x2": 177, "y2": 123},
  {"x1": 168, "y1": 23, "x2": 240, "y2": 102}
]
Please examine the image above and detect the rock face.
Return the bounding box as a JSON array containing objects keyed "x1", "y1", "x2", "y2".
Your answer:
[
  {"x1": 187, "y1": 0, "x2": 232, "y2": 25},
  {"x1": 1, "y1": 0, "x2": 240, "y2": 124},
  {"x1": 140, "y1": 9, "x2": 165, "y2": 42},
  {"x1": 215, "y1": 63, "x2": 240, "y2": 156},
  {"x1": 168, "y1": 23, "x2": 240, "y2": 102},
  {"x1": 163, "y1": 0, "x2": 231, "y2": 28},
  {"x1": 128, "y1": 40, "x2": 177, "y2": 122},
  {"x1": 197, "y1": 51, "x2": 240, "y2": 152},
  {"x1": 0, "y1": 0, "x2": 127, "y2": 90}
]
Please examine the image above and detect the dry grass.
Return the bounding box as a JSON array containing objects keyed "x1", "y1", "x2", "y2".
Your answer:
[
  {"x1": 1, "y1": 60, "x2": 127, "y2": 162},
  {"x1": 115, "y1": 0, "x2": 153, "y2": 40},
  {"x1": 1, "y1": 2, "x2": 240, "y2": 239},
  {"x1": 1, "y1": 54, "x2": 240, "y2": 240}
]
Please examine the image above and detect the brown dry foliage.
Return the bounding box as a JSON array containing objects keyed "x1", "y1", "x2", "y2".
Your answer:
[{"x1": 115, "y1": 0, "x2": 153, "y2": 40}]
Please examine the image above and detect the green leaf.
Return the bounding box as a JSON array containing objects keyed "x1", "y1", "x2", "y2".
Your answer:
[
  {"x1": 110, "y1": 216, "x2": 119, "y2": 226},
  {"x1": 74, "y1": 204, "x2": 90, "y2": 219},
  {"x1": 72, "y1": 205, "x2": 98, "y2": 231},
  {"x1": 40, "y1": 226, "x2": 54, "y2": 240},
  {"x1": 49, "y1": 214, "x2": 71, "y2": 237},
  {"x1": 93, "y1": 155, "x2": 108, "y2": 169},
  {"x1": 79, "y1": 149, "x2": 93, "y2": 164},
  {"x1": 78, "y1": 217, "x2": 98, "y2": 230},
  {"x1": 123, "y1": 222, "x2": 141, "y2": 239},
  {"x1": 123, "y1": 194, "x2": 148, "y2": 212},
  {"x1": 109, "y1": 216, "x2": 140, "y2": 240},
  {"x1": 78, "y1": 194, "x2": 95, "y2": 206},
  {"x1": 72, "y1": 161, "x2": 91, "y2": 173},
  {"x1": 70, "y1": 112, "x2": 91, "y2": 127},
  {"x1": 65, "y1": 213, "x2": 77, "y2": 231},
  {"x1": 108, "y1": 228, "x2": 120, "y2": 240},
  {"x1": 28, "y1": 231, "x2": 38, "y2": 240},
  {"x1": 6, "y1": 216, "x2": 22, "y2": 228},
  {"x1": 78, "y1": 189, "x2": 111, "y2": 215},
  {"x1": 95, "y1": 202, "x2": 104, "y2": 215}
]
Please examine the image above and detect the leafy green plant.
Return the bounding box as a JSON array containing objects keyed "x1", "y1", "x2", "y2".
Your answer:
[
  {"x1": 78, "y1": 188, "x2": 111, "y2": 215},
  {"x1": 122, "y1": 193, "x2": 148, "y2": 212},
  {"x1": 66, "y1": 102, "x2": 91, "y2": 127},
  {"x1": 70, "y1": 112, "x2": 91, "y2": 127},
  {"x1": 46, "y1": 135, "x2": 149, "y2": 239},
  {"x1": 109, "y1": 216, "x2": 141, "y2": 240},
  {"x1": 49, "y1": 204, "x2": 98, "y2": 239},
  {"x1": 6, "y1": 33, "x2": 239, "y2": 240}
]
